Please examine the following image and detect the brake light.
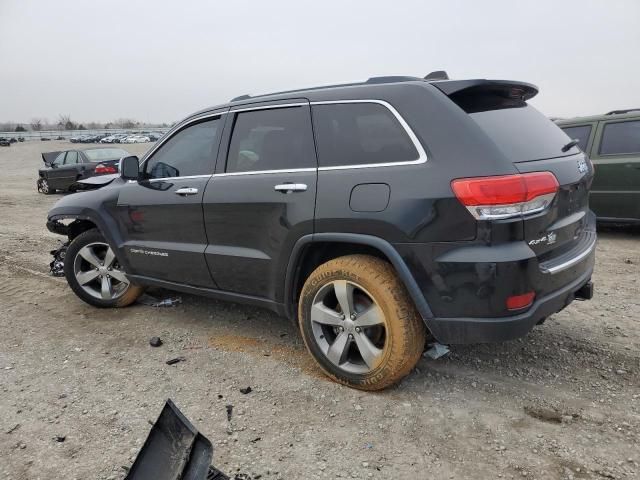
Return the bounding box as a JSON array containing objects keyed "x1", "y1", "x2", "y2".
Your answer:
[
  {"x1": 506, "y1": 292, "x2": 535, "y2": 310},
  {"x1": 95, "y1": 163, "x2": 117, "y2": 174},
  {"x1": 451, "y1": 172, "x2": 559, "y2": 220}
]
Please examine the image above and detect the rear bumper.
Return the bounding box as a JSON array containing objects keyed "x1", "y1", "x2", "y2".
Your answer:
[{"x1": 427, "y1": 267, "x2": 593, "y2": 344}]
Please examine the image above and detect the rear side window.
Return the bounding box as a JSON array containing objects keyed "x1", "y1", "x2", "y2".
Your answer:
[
  {"x1": 600, "y1": 120, "x2": 640, "y2": 155},
  {"x1": 145, "y1": 118, "x2": 220, "y2": 179},
  {"x1": 560, "y1": 125, "x2": 592, "y2": 152},
  {"x1": 226, "y1": 106, "x2": 316, "y2": 173},
  {"x1": 65, "y1": 151, "x2": 79, "y2": 164},
  {"x1": 312, "y1": 103, "x2": 419, "y2": 167}
]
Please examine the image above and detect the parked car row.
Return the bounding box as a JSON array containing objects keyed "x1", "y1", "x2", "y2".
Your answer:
[
  {"x1": 69, "y1": 132, "x2": 164, "y2": 144},
  {"x1": 0, "y1": 136, "x2": 25, "y2": 146}
]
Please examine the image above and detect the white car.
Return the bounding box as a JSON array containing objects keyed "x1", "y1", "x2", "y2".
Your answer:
[{"x1": 122, "y1": 135, "x2": 150, "y2": 144}]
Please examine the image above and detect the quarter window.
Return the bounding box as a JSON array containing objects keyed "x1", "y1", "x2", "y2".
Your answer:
[
  {"x1": 53, "y1": 152, "x2": 66, "y2": 166},
  {"x1": 311, "y1": 103, "x2": 419, "y2": 167},
  {"x1": 560, "y1": 125, "x2": 591, "y2": 152},
  {"x1": 145, "y1": 118, "x2": 220, "y2": 179},
  {"x1": 600, "y1": 120, "x2": 640, "y2": 155},
  {"x1": 226, "y1": 106, "x2": 316, "y2": 173}
]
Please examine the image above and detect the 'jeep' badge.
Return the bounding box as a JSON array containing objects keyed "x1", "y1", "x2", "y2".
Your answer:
[{"x1": 577, "y1": 158, "x2": 588, "y2": 174}]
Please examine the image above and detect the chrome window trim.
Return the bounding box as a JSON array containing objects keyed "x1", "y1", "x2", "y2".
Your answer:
[
  {"x1": 228, "y1": 102, "x2": 309, "y2": 114},
  {"x1": 213, "y1": 167, "x2": 316, "y2": 178},
  {"x1": 139, "y1": 99, "x2": 428, "y2": 180},
  {"x1": 310, "y1": 99, "x2": 428, "y2": 171},
  {"x1": 147, "y1": 174, "x2": 213, "y2": 183}
]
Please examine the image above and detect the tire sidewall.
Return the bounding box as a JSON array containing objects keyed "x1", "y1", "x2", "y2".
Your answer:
[
  {"x1": 299, "y1": 256, "x2": 424, "y2": 390},
  {"x1": 63, "y1": 229, "x2": 141, "y2": 308}
]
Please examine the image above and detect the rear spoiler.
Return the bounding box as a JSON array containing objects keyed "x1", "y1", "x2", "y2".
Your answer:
[
  {"x1": 431, "y1": 79, "x2": 539, "y2": 101},
  {"x1": 42, "y1": 151, "x2": 61, "y2": 166}
]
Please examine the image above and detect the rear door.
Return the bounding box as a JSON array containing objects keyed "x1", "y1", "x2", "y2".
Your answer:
[
  {"x1": 48, "y1": 151, "x2": 79, "y2": 189},
  {"x1": 114, "y1": 113, "x2": 225, "y2": 287},
  {"x1": 589, "y1": 118, "x2": 640, "y2": 221},
  {"x1": 203, "y1": 101, "x2": 317, "y2": 300}
]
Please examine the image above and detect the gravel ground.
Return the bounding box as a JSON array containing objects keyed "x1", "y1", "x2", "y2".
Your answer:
[{"x1": 0, "y1": 141, "x2": 639, "y2": 480}]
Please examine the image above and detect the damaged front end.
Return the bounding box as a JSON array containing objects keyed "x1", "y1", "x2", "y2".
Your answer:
[{"x1": 125, "y1": 400, "x2": 229, "y2": 480}]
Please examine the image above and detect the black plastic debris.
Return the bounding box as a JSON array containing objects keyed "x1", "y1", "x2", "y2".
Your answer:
[
  {"x1": 49, "y1": 241, "x2": 69, "y2": 277},
  {"x1": 166, "y1": 356, "x2": 186, "y2": 365},
  {"x1": 239, "y1": 387, "x2": 252, "y2": 395},
  {"x1": 225, "y1": 405, "x2": 233, "y2": 422},
  {"x1": 54, "y1": 435, "x2": 66, "y2": 443},
  {"x1": 125, "y1": 399, "x2": 229, "y2": 480},
  {"x1": 149, "y1": 337, "x2": 163, "y2": 347}
]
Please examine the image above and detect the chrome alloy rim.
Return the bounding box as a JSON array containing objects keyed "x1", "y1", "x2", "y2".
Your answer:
[
  {"x1": 73, "y1": 242, "x2": 130, "y2": 300},
  {"x1": 310, "y1": 280, "x2": 387, "y2": 374}
]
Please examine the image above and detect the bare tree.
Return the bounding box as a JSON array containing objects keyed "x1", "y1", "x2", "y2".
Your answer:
[
  {"x1": 57, "y1": 114, "x2": 76, "y2": 130},
  {"x1": 114, "y1": 118, "x2": 138, "y2": 129},
  {"x1": 30, "y1": 118, "x2": 43, "y2": 131}
]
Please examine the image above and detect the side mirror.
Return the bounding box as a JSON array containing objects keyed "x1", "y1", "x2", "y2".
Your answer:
[{"x1": 120, "y1": 156, "x2": 140, "y2": 180}]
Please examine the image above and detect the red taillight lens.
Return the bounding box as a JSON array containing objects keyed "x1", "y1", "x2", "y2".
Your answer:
[
  {"x1": 95, "y1": 163, "x2": 117, "y2": 174},
  {"x1": 451, "y1": 172, "x2": 559, "y2": 219},
  {"x1": 506, "y1": 292, "x2": 535, "y2": 310}
]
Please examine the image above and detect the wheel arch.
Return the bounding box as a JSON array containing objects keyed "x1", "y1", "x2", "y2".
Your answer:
[{"x1": 284, "y1": 233, "x2": 434, "y2": 327}]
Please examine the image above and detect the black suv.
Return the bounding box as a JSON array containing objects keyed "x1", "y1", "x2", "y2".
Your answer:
[{"x1": 46, "y1": 74, "x2": 596, "y2": 390}]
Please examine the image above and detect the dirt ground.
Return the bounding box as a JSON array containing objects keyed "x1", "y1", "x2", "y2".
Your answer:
[{"x1": 0, "y1": 141, "x2": 638, "y2": 480}]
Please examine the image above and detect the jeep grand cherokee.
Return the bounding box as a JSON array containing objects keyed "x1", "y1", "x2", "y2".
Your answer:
[{"x1": 46, "y1": 73, "x2": 596, "y2": 390}]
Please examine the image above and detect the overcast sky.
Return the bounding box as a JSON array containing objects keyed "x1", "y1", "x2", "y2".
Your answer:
[{"x1": 1, "y1": 0, "x2": 638, "y2": 124}]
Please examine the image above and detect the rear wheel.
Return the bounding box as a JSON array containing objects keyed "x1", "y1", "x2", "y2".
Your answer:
[
  {"x1": 38, "y1": 178, "x2": 53, "y2": 194},
  {"x1": 298, "y1": 254, "x2": 426, "y2": 390},
  {"x1": 63, "y1": 229, "x2": 143, "y2": 308}
]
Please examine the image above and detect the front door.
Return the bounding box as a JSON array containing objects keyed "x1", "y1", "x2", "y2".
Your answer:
[
  {"x1": 590, "y1": 118, "x2": 640, "y2": 221},
  {"x1": 203, "y1": 101, "x2": 317, "y2": 301},
  {"x1": 115, "y1": 113, "x2": 225, "y2": 287}
]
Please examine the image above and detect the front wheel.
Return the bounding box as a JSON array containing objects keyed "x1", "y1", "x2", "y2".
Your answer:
[
  {"x1": 63, "y1": 229, "x2": 144, "y2": 308},
  {"x1": 298, "y1": 255, "x2": 427, "y2": 390}
]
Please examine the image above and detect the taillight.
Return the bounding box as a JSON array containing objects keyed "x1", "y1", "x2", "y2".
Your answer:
[
  {"x1": 95, "y1": 163, "x2": 118, "y2": 174},
  {"x1": 451, "y1": 172, "x2": 559, "y2": 220}
]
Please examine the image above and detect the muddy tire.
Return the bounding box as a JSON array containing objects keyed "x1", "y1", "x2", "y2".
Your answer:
[
  {"x1": 63, "y1": 229, "x2": 144, "y2": 308},
  {"x1": 298, "y1": 254, "x2": 426, "y2": 390}
]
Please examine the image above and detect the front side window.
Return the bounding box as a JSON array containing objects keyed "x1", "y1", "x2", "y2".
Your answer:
[
  {"x1": 145, "y1": 118, "x2": 220, "y2": 179},
  {"x1": 560, "y1": 125, "x2": 592, "y2": 152},
  {"x1": 311, "y1": 103, "x2": 419, "y2": 167},
  {"x1": 600, "y1": 120, "x2": 640, "y2": 155},
  {"x1": 226, "y1": 106, "x2": 316, "y2": 173}
]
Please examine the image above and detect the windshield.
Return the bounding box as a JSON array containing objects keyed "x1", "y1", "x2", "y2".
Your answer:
[{"x1": 84, "y1": 148, "x2": 128, "y2": 161}]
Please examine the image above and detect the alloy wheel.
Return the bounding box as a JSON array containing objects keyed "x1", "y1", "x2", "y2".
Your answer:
[
  {"x1": 72, "y1": 242, "x2": 130, "y2": 300},
  {"x1": 310, "y1": 280, "x2": 387, "y2": 374}
]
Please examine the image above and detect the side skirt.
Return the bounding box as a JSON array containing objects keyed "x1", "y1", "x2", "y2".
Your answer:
[{"x1": 128, "y1": 274, "x2": 286, "y2": 316}]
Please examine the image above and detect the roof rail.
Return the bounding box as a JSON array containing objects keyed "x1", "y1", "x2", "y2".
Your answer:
[
  {"x1": 365, "y1": 75, "x2": 423, "y2": 84},
  {"x1": 606, "y1": 108, "x2": 640, "y2": 115}
]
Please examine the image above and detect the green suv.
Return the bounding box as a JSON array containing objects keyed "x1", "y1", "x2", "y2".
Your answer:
[{"x1": 556, "y1": 109, "x2": 640, "y2": 224}]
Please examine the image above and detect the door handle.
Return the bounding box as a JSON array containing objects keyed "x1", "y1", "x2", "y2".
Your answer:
[
  {"x1": 274, "y1": 183, "x2": 308, "y2": 193},
  {"x1": 174, "y1": 187, "x2": 198, "y2": 196}
]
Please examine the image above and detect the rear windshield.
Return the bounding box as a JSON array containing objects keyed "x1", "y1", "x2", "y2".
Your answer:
[
  {"x1": 84, "y1": 148, "x2": 128, "y2": 161},
  {"x1": 451, "y1": 92, "x2": 579, "y2": 162}
]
